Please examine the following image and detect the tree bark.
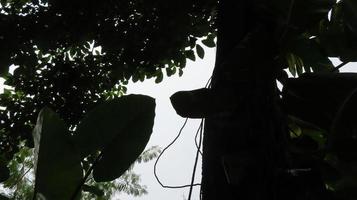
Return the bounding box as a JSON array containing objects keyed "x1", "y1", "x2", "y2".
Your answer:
[{"x1": 201, "y1": 1, "x2": 288, "y2": 199}]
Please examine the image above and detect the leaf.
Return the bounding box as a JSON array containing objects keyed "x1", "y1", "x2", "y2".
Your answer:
[
  {"x1": 286, "y1": 53, "x2": 296, "y2": 77},
  {"x1": 0, "y1": 194, "x2": 10, "y2": 200},
  {"x1": 32, "y1": 107, "x2": 83, "y2": 200},
  {"x1": 330, "y1": 88, "x2": 357, "y2": 161},
  {"x1": 72, "y1": 95, "x2": 155, "y2": 182},
  {"x1": 0, "y1": 157, "x2": 9, "y2": 183},
  {"x1": 178, "y1": 68, "x2": 183, "y2": 77},
  {"x1": 343, "y1": 0, "x2": 357, "y2": 34},
  {"x1": 165, "y1": 67, "x2": 176, "y2": 77},
  {"x1": 82, "y1": 185, "x2": 104, "y2": 197},
  {"x1": 185, "y1": 50, "x2": 196, "y2": 61},
  {"x1": 202, "y1": 34, "x2": 216, "y2": 48},
  {"x1": 196, "y1": 44, "x2": 205, "y2": 59},
  {"x1": 288, "y1": 37, "x2": 333, "y2": 72},
  {"x1": 155, "y1": 71, "x2": 163, "y2": 83},
  {"x1": 271, "y1": 0, "x2": 335, "y2": 29}
]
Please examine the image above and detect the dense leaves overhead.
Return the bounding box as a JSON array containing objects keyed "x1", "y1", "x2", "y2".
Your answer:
[
  {"x1": 0, "y1": 0, "x2": 216, "y2": 76},
  {"x1": 0, "y1": 0, "x2": 216, "y2": 160}
]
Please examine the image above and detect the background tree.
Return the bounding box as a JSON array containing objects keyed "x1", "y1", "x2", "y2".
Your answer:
[
  {"x1": 1, "y1": 145, "x2": 160, "y2": 199},
  {"x1": 2, "y1": 0, "x2": 357, "y2": 200}
]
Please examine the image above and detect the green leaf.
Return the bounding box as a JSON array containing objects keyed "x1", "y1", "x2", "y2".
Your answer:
[
  {"x1": 178, "y1": 68, "x2": 183, "y2": 77},
  {"x1": 73, "y1": 95, "x2": 155, "y2": 182},
  {"x1": 155, "y1": 71, "x2": 163, "y2": 83},
  {"x1": 82, "y1": 185, "x2": 104, "y2": 197},
  {"x1": 185, "y1": 50, "x2": 196, "y2": 61},
  {"x1": 165, "y1": 67, "x2": 176, "y2": 77},
  {"x1": 288, "y1": 37, "x2": 333, "y2": 72},
  {"x1": 286, "y1": 53, "x2": 296, "y2": 77},
  {"x1": 32, "y1": 107, "x2": 83, "y2": 200},
  {"x1": 196, "y1": 44, "x2": 205, "y2": 59},
  {"x1": 202, "y1": 34, "x2": 216, "y2": 48}
]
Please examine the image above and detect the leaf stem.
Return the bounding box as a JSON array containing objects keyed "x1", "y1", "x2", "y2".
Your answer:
[
  {"x1": 70, "y1": 152, "x2": 103, "y2": 200},
  {"x1": 331, "y1": 62, "x2": 348, "y2": 72}
]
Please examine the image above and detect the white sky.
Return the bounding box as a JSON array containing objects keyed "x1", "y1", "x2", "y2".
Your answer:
[{"x1": 120, "y1": 48, "x2": 216, "y2": 200}]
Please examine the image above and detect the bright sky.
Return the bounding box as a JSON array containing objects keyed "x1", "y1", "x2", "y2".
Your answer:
[{"x1": 120, "y1": 48, "x2": 216, "y2": 200}]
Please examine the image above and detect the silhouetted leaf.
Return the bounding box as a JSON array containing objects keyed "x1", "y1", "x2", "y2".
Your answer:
[
  {"x1": 155, "y1": 71, "x2": 163, "y2": 83},
  {"x1": 196, "y1": 44, "x2": 205, "y2": 59},
  {"x1": 289, "y1": 37, "x2": 333, "y2": 72},
  {"x1": 166, "y1": 67, "x2": 176, "y2": 77},
  {"x1": 72, "y1": 95, "x2": 155, "y2": 182},
  {"x1": 93, "y1": 96, "x2": 155, "y2": 182},
  {"x1": 0, "y1": 158, "x2": 9, "y2": 182},
  {"x1": 185, "y1": 50, "x2": 196, "y2": 61},
  {"x1": 178, "y1": 68, "x2": 184, "y2": 77},
  {"x1": 202, "y1": 34, "x2": 216, "y2": 48},
  {"x1": 343, "y1": 0, "x2": 357, "y2": 34},
  {"x1": 32, "y1": 107, "x2": 82, "y2": 200},
  {"x1": 0, "y1": 194, "x2": 10, "y2": 200},
  {"x1": 330, "y1": 88, "x2": 357, "y2": 161}
]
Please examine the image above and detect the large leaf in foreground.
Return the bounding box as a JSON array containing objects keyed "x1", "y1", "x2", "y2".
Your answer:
[
  {"x1": 73, "y1": 94, "x2": 155, "y2": 181},
  {"x1": 0, "y1": 158, "x2": 9, "y2": 183},
  {"x1": 33, "y1": 108, "x2": 82, "y2": 200}
]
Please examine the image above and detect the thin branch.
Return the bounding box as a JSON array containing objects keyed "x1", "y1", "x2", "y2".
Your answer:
[
  {"x1": 279, "y1": 0, "x2": 295, "y2": 43},
  {"x1": 70, "y1": 152, "x2": 103, "y2": 200},
  {"x1": 11, "y1": 165, "x2": 33, "y2": 189},
  {"x1": 331, "y1": 62, "x2": 349, "y2": 72},
  {"x1": 188, "y1": 120, "x2": 204, "y2": 200}
]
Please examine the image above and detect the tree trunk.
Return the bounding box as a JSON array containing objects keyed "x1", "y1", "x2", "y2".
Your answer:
[{"x1": 201, "y1": 1, "x2": 288, "y2": 199}]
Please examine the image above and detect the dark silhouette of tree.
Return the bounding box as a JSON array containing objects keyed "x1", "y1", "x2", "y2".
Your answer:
[
  {"x1": 1, "y1": 0, "x2": 357, "y2": 199},
  {"x1": 0, "y1": 0, "x2": 216, "y2": 159}
]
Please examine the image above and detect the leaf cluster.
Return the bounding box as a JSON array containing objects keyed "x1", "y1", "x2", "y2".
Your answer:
[
  {"x1": 1, "y1": 94, "x2": 156, "y2": 199},
  {"x1": 0, "y1": 0, "x2": 216, "y2": 161}
]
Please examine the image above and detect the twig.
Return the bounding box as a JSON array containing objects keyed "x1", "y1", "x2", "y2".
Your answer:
[
  {"x1": 70, "y1": 152, "x2": 103, "y2": 200},
  {"x1": 11, "y1": 165, "x2": 33, "y2": 189},
  {"x1": 331, "y1": 62, "x2": 348, "y2": 72},
  {"x1": 188, "y1": 120, "x2": 204, "y2": 200}
]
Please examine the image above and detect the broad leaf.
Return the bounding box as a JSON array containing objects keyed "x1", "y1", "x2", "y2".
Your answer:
[
  {"x1": 270, "y1": 0, "x2": 335, "y2": 30},
  {"x1": 33, "y1": 107, "x2": 82, "y2": 200},
  {"x1": 330, "y1": 88, "x2": 357, "y2": 161},
  {"x1": 73, "y1": 95, "x2": 155, "y2": 182},
  {"x1": 343, "y1": 0, "x2": 357, "y2": 34},
  {"x1": 0, "y1": 157, "x2": 9, "y2": 183},
  {"x1": 287, "y1": 37, "x2": 333, "y2": 72},
  {"x1": 282, "y1": 73, "x2": 357, "y2": 130},
  {"x1": 0, "y1": 194, "x2": 10, "y2": 200},
  {"x1": 318, "y1": 2, "x2": 357, "y2": 62}
]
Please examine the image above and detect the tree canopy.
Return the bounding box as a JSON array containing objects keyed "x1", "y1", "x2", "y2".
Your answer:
[
  {"x1": 0, "y1": 0, "x2": 216, "y2": 160},
  {"x1": 1, "y1": 0, "x2": 357, "y2": 199}
]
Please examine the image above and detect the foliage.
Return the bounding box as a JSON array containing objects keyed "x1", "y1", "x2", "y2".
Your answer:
[
  {"x1": 1, "y1": 0, "x2": 357, "y2": 200},
  {"x1": 28, "y1": 94, "x2": 154, "y2": 199},
  {"x1": 0, "y1": 0, "x2": 216, "y2": 162},
  {"x1": 1, "y1": 144, "x2": 160, "y2": 199}
]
